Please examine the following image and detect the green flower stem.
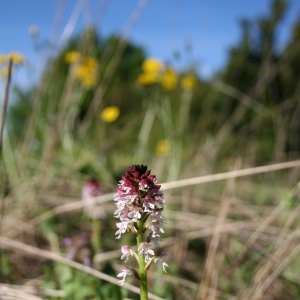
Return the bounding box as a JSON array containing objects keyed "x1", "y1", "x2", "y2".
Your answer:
[
  {"x1": 137, "y1": 219, "x2": 148, "y2": 300},
  {"x1": 92, "y1": 218, "x2": 101, "y2": 253}
]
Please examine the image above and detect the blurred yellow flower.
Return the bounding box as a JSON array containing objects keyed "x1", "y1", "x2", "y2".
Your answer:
[
  {"x1": 6, "y1": 52, "x2": 25, "y2": 65},
  {"x1": 0, "y1": 67, "x2": 13, "y2": 78},
  {"x1": 83, "y1": 57, "x2": 97, "y2": 69},
  {"x1": 137, "y1": 72, "x2": 160, "y2": 85},
  {"x1": 101, "y1": 106, "x2": 120, "y2": 123},
  {"x1": 181, "y1": 75, "x2": 197, "y2": 90},
  {"x1": 0, "y1": 55, "x2": 6, "y2": 64},
  {"x1": 142, "y1": 58, "x2": 163, "y2": 73},
  {"x1": 156, "y1": 139, "x2": 170, "y2": 156},
  {"x1": 138, "y1": 58, "x2": 178, "y2": 90},
  {"x1": 65, "y1": 51, "x2": 81, "y2": 63},
  {"x1": 161, "y1": 68, "x2": 177, "y2": 91},
  {"x1": 75, "y1": 56, "x2": 98, "y2": 88},
  {"x1": 138, "y1": 58, "x2": 163, "y2": 86},
  {"x1": 0, "y1": 52, "x2": 24, "y2": 78}
]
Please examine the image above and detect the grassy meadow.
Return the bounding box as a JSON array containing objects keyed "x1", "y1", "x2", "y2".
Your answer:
[{"x1": 1, "y1": 1, "x2": 300, "y2": 299}]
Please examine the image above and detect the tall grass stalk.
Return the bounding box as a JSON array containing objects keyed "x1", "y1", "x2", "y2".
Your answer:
[
  {"x1": 134, "y1": 103, "x2": 156, "y2": 163},
  {"x1": 0, "y1": 59, "x2": 13, "y2": 159},
  {"x1": 92, "y1": 218, "x2": 101, "y2": 254}
]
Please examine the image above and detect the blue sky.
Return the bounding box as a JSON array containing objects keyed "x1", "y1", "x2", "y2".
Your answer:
[{"x1": 1, "y1": 0, "x2": 300, "y2": 90}]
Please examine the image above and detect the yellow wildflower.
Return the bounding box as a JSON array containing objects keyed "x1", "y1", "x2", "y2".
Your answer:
[
  {"x1": 77, "y1": 72, "x2": 97, "y2": 87},
  {"x1": 6, "y1": 52, "x2": 25, "y2": 65},
  {"x1": 83, "y1": 57, "x2": 97, "y2": 68},
  {"x1": 142, "y1": 58, "x2": 163, "y2": 73},
  {"x1": 138, "y1": 58, "x2": 163, "y2": 86},
  {"x1": 137, "y1": 72, "x2": 160, "y2": 85},
  {"x1": 181, "y1": 75, "x2": 197, "y2": 90},
  {"x1": 0, "y1": 55, "x2": 6, "y2": 64},
  {"x1": 0, "y1": 67, "x2": 13, "y2": 78},
  {"x1": 65, "y1": 51, "x2": 81, "y2": 64},
  {"x1": 161, "y1": 68, "x2": 177, "y2": 91},
  {"x1": 156, "y1": 140, "x2": 170, "y2": 157},
  {"x1": 101, "y1": 106, "x2": 120, "y2": 123},
  {"x1": 75, "y1": 56, "x2": 98, "y2": 88}
]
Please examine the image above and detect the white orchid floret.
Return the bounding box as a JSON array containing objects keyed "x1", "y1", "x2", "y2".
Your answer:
[
  {"x1": 114, "y1": 193, "x2": 136, "y2": 205},
  {"x1": 149, "y1": 232, "x2": 163, "y2": 248},
  {"x1": 113, "y1": 201, "x2": 127, "y2": 217},
  {"x1": 151, "y1": 210, "x2": 166, "y2": 225},
  {"x1": 143, "y1": 201, "x2": 155, "y2": 212},
  {"x1": 114, "y1": 208, "x2": 123, "y2": 219},
  {"x1": 117, "y1": 266, "x2": 133, "y2": 285},
  {"x1": 118, "y1": 183, "x2": 132, "y2": 194},
  {"x1": 139, "y1": 182, "x2": 149, "y2": 191},
  {"x1": 138, "y1": 242, "x2": 155, "y2": 262},
  {"x1": 154, "y1": 192, "x2": 165, "y2": 205},
  {"x1": 119, "y1": 205, "x2": 130, "y2": 216},
  {"x1": 151, "y1": 223, "x2": 164, "y2": 235},
  {"x1": 114, "y1": 203, "x2": 131, "y2": 219},
  {"x1": 127, "y1": 206, "x2": 142, "y2": 222},
  {"x1": 115, "y1": 220, "x2": 131, "y2": 239},
  {"x1": 121, "y1": 245, "x2": 133, "y2": 263},
  {"x1": 121, "y1": 212, "x2": 131, "y2": 220},
  {"x1": 123, "y1": 194, "x2": 137, "y2": 203},
  {"x1": 113, "y1": 193, "x2": 120, "y2": 201},
  {"x1": 154, "y1": 253, "x2": 169, "y2": 273}
]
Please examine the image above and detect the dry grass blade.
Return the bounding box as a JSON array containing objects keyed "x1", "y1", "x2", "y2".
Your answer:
[
  {"x1": 224, "y1": 200, "x2": 286, "y2": 279},
  {"x1": 94, "y1": 221, "x2": 252, "y2": 264},
  {"x1": 59, "y1": 0, "x2": 86, "y2": 43},
  {"x1": 161, "y1": 160, "x2": 300, "y2": 191},
  {"x1": 31, "y1": 161, "x2": 300, "y2": 221},
  {"x1": 238, "y1": 236, "x2": 300, "y2": 300},
  {"x1": 197, "y1": 160, "x2": 240, "y2": 300},
  {"x1": 0, "y1": 236, "x2": 164, "y2": 300},
  {"x1": 6, "y1": 160, "x2": 298, "y2": 238},
  {"x1": 5, "y1": 193, "x2": 114, "y2": 238},
  {"x1": 214, "y1": 80, "x2": 269, "y2": 117},
  {"x1": 0, "y1": 58, "x2": 13, "y2": 281},
  {"x1": 146, "y1": 269, "x2": 237, "y2": 300},
  {"x1": 30, "y1": 192, "x2": 114, "y2": 226},
  {"x1": 37, "y1": 63, "x2": 79, "y2": 194},
  {"x1": 251, "y1": 243, "x2": 300, "y2": 300},
  {"x1": 0, "y1": 284, "x2": 43, "y2": 300},
  {"x1": 0, "y1": 284, "x2": 65, "y2": 298},
  {"x1": 250, "y1": 202, "x2": 300, "y2": 286}
]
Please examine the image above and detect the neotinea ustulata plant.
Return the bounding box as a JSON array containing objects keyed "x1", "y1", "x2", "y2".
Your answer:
[{"x1": 114, "y1": 165, "x2": 168, "y2": 300}]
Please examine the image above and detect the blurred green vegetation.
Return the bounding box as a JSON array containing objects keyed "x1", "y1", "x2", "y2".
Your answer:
[{"x1": 7, "y1": 0, "x2": 300, "y2": 174}]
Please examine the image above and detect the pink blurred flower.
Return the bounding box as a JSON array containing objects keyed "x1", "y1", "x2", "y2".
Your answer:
[
  {"x1": 82, "y1": 179, "x2": 106, "y2": 219},
  {"x1": 63, "y1": 232, "x2": 92, "y2": 266}
]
